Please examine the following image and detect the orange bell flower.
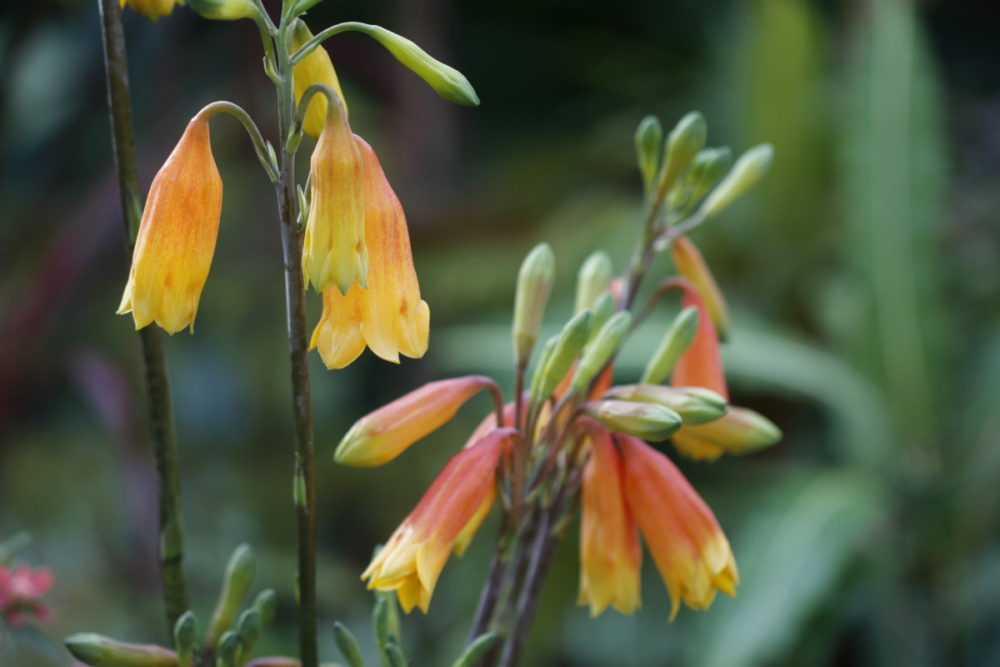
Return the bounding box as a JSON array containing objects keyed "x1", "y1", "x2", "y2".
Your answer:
[
  {"x1": 362, "y1": 428, "x2": 516, "y2": 612},
  {"x1": 670, "y1": 283, "x2": 727, "y2": 399},
  {"x1": 578, "y1": 422, "x2": 641, "y2": 616},
  {"x1": 117, "y1": 114, "x2": 223, "y2": 334},
  {"x1": 618, "y1": 434, "x2": 738, "y2": 620},
  {"x1": 671, "y1": 236, "x2": 730, "y2": 340}
]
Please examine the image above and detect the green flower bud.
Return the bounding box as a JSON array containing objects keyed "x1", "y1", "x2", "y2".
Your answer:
[
  {"x1": 658, "y1": 111, "x2": 707, "y2": 197},
  {"x1": 451, "y1": 633, "x2": 499, "y2": 667},
  {"x1": 574, "y1": 251, "x2": 613, "y2": 314},
  {"x1": 686, "y1": 147, "x2": 733, "y2": 204},
  {"x1": 252, "y1": 589, "x2": 277, "y2": 630},
  {"x1": 363, "y1": 25, "x2": 480, "y2": 106},
  {"x1": 583, "y1": 399, "x2": 682, "y2": 441},
  {"x1": 634, "y1": 115, "x2": 663, "y2": 194},
  {"x1": 215, "y1": 631, "x2": 241, "y2": 667},
  {"x1": 512, "y1": 243, "x2": 556, "y2": 367},
  {"x1": 188, "y1": 0, "x2": 258, "y2": 20},
  {"x1": 605, "y1": 384, "x2": 726, "y2": 425},
  {"x1": 332, "y1": 622, "x2": 364, "y2": 667},
  {"x1": 684, "y1": 406, "x2": 782, "y2": 454},
  {"x1": 587, "y1": 291, "x2": 617, "y2": 339},
  {"x1": 173, "y1": 611, "x2": 198, "y2": 666},
  {"x1": 532, "y1": 310, "x2": 593, "y2": 404},
  {"x1": 236, "y1": 608, "x2": 261, "y2": 649},
  {"x1": 527, "y1": 335, "x2": 559, "y2": 400},
  {"x1": 206, "y1": 544, "x2": 255, "y2": 649},
  {"x1": 384, "y1": 640, "x2": 407, "y2": 667},
  {"x1": 571, "y1": 311, "x2": 632, "y2": 393},
  {"x1": 641, "y1": 306, "x2": 699, "y2": 385},
  {"x1": 699, "y1": 144, "x2": 773, "y2": 219},
  {"x1": 65, "y1": 633, "x2": 178, "y2": 667}
]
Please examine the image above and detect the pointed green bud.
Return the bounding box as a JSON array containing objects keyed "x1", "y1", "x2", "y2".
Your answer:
[
  {"x1": 574, "y1": 251, "x2": 613, "y2": 314},
  {"x1": 373, "y1": 591, "x2": 400, "y2": 656},
  {"x1": 699, "y1": 144, "x2": 773, "y2": 219},
  {"x1": 236, "y1": 608, "x2": 261, "y2": 650},
  {"x1": 65, "y1": 633, "x2": 178, "y2": 667},
  {"x1": 252, "y1": 589, "x2": 277, "y2": 630},
  {"x1": 687, "y1": 147, "x2": 733, "y2": 203},
  {"x1": 684, "y1": 406, "x2": 782, "y2": 454},
  {"x1": 658, "y1": 111, "x2": 707, "y2": 197},
  {"x1": 532, "y1": 310, "x2": 593, "y2": 404},
  {"x1": 634, "y1": 115, "x2": 663, "y2": 194},
  {"x1": 384, "y1": 640, "x2": 407, "y2": 667},
  {"x1": 527, "y1": 335, "x2": 559, "y2": 400},
  {"x1": 570, "y1": 311, "x2": 632, "y2": 393},
  {"x1": 583, "y1": 399, "x2": 682, "y2": 441},
  {"x1": 332, "y1": 622, "x2": 364, "y2": 667},
  {"x1": 451, "y1": 633, "x2": 499, "y2": 667},
  {"x1": 188, "y1": 0, "x2": 258, "y2": 20},
  {"x1": 215, "y1": 631, "x2": 241, "y2": 667},
  {"x1": 641, "y1": 306, "x2": 699, "y2": 385},
  {"x1": 512, "y1": 243, "x2": 556, "y2": 367},
  {"x1": 206, "y1": 544, "x2": 255, "y2": 649},
  {"x1": 605, "y1": 385, "x2": 726, "y2": 425},
  {"x1": 173, "y1": 611, "x2": 198, "y2": 666},
  {"x1": 362, "y1": 25, "x2": 480, "y2": 106},
  {"x1": 587, "y1": 291, "x2": 617, "y2": 339}
]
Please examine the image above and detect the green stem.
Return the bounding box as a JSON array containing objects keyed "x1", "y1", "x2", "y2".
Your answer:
[
  {"x1": 289, "y1": 21, "x2": 374, "y2": 65},
  {"x1": 274, "y1": 21, "x2": 319, "y2": 667},
  {"x1": 197, "y1": 101, "x2": 279, "y2": 183},
  {"x1": 97, "y1": 0, "x2": 189, "y2": 634}
]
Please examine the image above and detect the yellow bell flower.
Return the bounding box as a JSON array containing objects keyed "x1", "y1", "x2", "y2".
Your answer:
[
  {"x1": 310, "y1": 137, "x2": 429, "y2": 368},
  {"x1": 291, "y1": 21, "x2": 348, "y2": 139},
  {"x1": 362, "y1": 428, "x2": 515, "y2": 612},
  {"x1": 301, "y1": 105, "x2": 366, "y2": 294},
  {"x1": 120, "y1": 0, "x2": 182, "y2": 21},
  {"x1": 117, "y1": 114, "x2": 222, "y2": 334}
]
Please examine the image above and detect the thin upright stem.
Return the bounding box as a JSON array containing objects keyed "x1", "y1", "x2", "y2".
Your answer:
[
  {"x1": 97, "y1": 0, "x2": 189, "y2": 635},
  {"x1": 274, "y1": 22, "x2": 319, "y2": 666}
]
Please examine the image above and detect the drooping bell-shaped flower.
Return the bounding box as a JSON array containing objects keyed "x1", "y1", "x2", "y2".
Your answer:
[
  {"x1": 362, "y1": 428, "x2": 515, "y2": 612},
  {"x1": 310, "y1": 137, "x2": 429, "y2": 368},
  {"x1": 336, "y1": 375, "x2": 494, "y2": 467},
  {"x1": 302, "y1": 102, "x2": 366, "y2": 294},
  {"x1": 618, "y1": 434, "x2": 738, "y2": 620},
  {"x1": 117, "y1": 114, "x2": 223, "y2": 334},
  {"x1": 291, "y1": 20, "x2": 348, "y2": 139},
  {"x1": 671, "y1": 236, "x2": 730, "y2": 340},
  {"x1": 120, "y1": 0, "x2": 182, "y2": 21},
  {"x1": 670, "y1": 283, "x2": 727, "y2": 398},
  {"x1": 578, "y1": 423, "x2": 641, "y2": 616}
]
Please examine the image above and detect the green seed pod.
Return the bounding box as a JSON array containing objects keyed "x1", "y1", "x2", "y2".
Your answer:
[
  {"x1": 641, "y1": 306, "x2": 700, "y2": 385},
  {"x1": 65, "y1": 633, "x2": 179, "y2": 667},
  {"x1": 206, "y1": 544, "x2": 255, "y2": 649},
  {"x1": 583, "y1": 399, "x2": 682, "y2": 441},
  {"x1": 634, "y1": 115, "x2": 663, "y2": 194},
  {"x1": 512, "y1": 243, "x2": 556, "y2": 367},
  {"x1": 605, "y1": 384, "x2": 726, "y2": 425},
  {"x1": 570, "y1": 311, "x2": 632, "y2": 394},
  {"x1": 574, "y1": 251, "x2": 613, "y2": 314},
  {"x1": 699, "y1": 144, "x2": 773, "y2": 219}
]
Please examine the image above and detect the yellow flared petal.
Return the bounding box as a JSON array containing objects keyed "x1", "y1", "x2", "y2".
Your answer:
[
  {"x1": 117, "y1": 115, "x2": 223, "y2": 334},
  {"x1": 452, "y1": 487, "x2": 495, "y2": 557},
  {"x1": 310, "y1": 286, "x2": 366, "y2": 369},
  {"x1": 291, "y1": 21, "x2": 348, "y2": 139},
  {"x1": 303, "y1": 109, "x2": 366, "y2": 294}
]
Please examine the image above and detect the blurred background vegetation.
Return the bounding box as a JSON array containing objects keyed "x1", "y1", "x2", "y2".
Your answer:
[{"x1": 1, "y1": 0, "x2": 999, "y2": 664}]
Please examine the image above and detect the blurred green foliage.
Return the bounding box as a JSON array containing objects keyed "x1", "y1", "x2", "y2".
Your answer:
[{"x1": 2, "y1": 0, "x2": 999, "y2": 665}]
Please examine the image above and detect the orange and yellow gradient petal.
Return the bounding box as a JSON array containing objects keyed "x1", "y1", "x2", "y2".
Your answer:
[
  {"x1": 362, "y1": 428, "x2": 516, "y2": 612},
  {"x1": 618, "y1": 434, "x2": 738, "y2": 620},
  {"x1": 671, "y1": 236, "x2": 730, "y2": 341},
  {"x1": 117, "y1": 114, "x2": 223, "y2": 334},
  {"x1": 291, "y1": 21, "x2": 348, "y2": 139}
]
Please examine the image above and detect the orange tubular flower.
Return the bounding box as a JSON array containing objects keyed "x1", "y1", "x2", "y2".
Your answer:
[
  {"x1": 120, "y1": 0, "x2": 181, "y2": 21},
  {"x1": 362, "y1": 428, "x2": 516, "y2": 612},
  {"x1": 117, "y1": 114, "x2": 223, "y2": 334},
  {"x1": 310, "y1": 137, "x2": 429, "y2": 368},
  {"x1": 578, "y1": 422, "x2": 641, "y2": 616},
  {"x1": 618, "y1": 434, "x2": 738, "y2": 620},
  {"x1": 302, "y1": 103, "x2": 366, "y2": 295},
  {"x1": 671, "y1": 236, "x2": 730, "y2": 341},
  {"x1": 336, "y1": 375, "x2": 494, "y2": 467}
]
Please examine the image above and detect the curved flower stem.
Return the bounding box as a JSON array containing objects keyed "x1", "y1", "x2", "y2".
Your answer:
[
  {"x1": 97, "y1": 0, "x2": 189, "y2": 635},
  {"x1": 273, "y1": 17, "x2": 319, "y2": 667},
  {"x1": 197, "y1": 101, "x2": 279, "y2": 183},
  {"x1": 289, "y1": 21, "x2": 374, "y2": 65}
]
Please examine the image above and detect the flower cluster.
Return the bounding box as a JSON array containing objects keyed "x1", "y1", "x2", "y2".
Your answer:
[{"x1": 0, "y1": 564, "x2": 53, "y2": 627}]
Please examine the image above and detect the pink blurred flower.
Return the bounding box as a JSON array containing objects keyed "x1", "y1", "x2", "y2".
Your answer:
[{"x1": 0, "y1": 564, "x2": 54, "y2": 626}]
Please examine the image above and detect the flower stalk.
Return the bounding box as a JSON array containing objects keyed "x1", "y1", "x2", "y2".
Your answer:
[{"x1": 97, "y1": 0, "x2": 189, "y2": 634}]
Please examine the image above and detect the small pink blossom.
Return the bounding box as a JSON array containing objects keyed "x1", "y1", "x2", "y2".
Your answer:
[{"x1": 0, "y1": 564, "x2": 54, "y2": 626}]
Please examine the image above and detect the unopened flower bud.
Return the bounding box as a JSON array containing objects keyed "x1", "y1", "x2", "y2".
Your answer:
[
  {"x1": 699, "y1": 144, "x2": 773, "y2": 219},
  {"x1": 236, "y1": 608, "x2": 261, "y2": 650},
  {"x1": 252, "y1": 589, "x2": 277, "y2": 629},
  {"x1": 452, "y1": 633, "x2": 499, "y2": 667},
  {"x1": 173, "y1": 611, "x2": 198, "y2": 666},
  {"x1": 583, "y1": 400, "x2": 682, "y2": 441},
  {"x1": 587, "y1": 291, "x2": 617, "y2": 339},
  {"x1": 532, "y1": 310, "x2": 593, "y2": 404},
  {"x1": 336, "y1": 375, "x2": 495, "y2": 466},
  {"x1": 364, "y1": 26, "x2": 480, "y2": 106},
  {"x1": 332, "y1": 622, "x2": 364, "y2": 667},
  {"x1": 292, "y1": 21, "x2": 348, "y2": 138},
  {"x1": 188, "y1": 0, "x2": 257, "y2": 20},
  {"x1": 372, "y1": 591, "x2": 401, "y2": 653},
  {"x1": 527, "y1": 335, "x2": 559, "y2": 400},
  {"x1": 571, "y1": 311, "x2": 631, "y2": 393},
  {"x1": 658, "y1": 111, "x2": 707, "y2": 197},
  {"x1": 574, "y1": 251, "x2": 613, "y2": 314},
  {"x1": 512, "y1": 243, "x2": 556, "y2": 367},
  {"x1": 641, "y1": 306, "x2": 699, "y2": 385},
  {"x1": 686, "y1": 147, "x2": 732, "y2": 203},
  {"x1": 671, "y1": 236, "x2": 730, "y2": 340},
  {"x1": 678, "y1": 406, "x2": 781, "y2": 456},
  {"x1": 605, "y1": 384, "x2": 726, "y2": 425},
  {"x1": 65, "y1": 633, "x2": 178, "y2": 666},
  {"x1": 216, "y1": 631, "x2": 241, "y2": 667},
  {"x1": 634, "y1": 115, "x2": 663, "y2": 193},
  {"x1": 207, "y1": 544, "x2": 255, "y2": 650}
]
